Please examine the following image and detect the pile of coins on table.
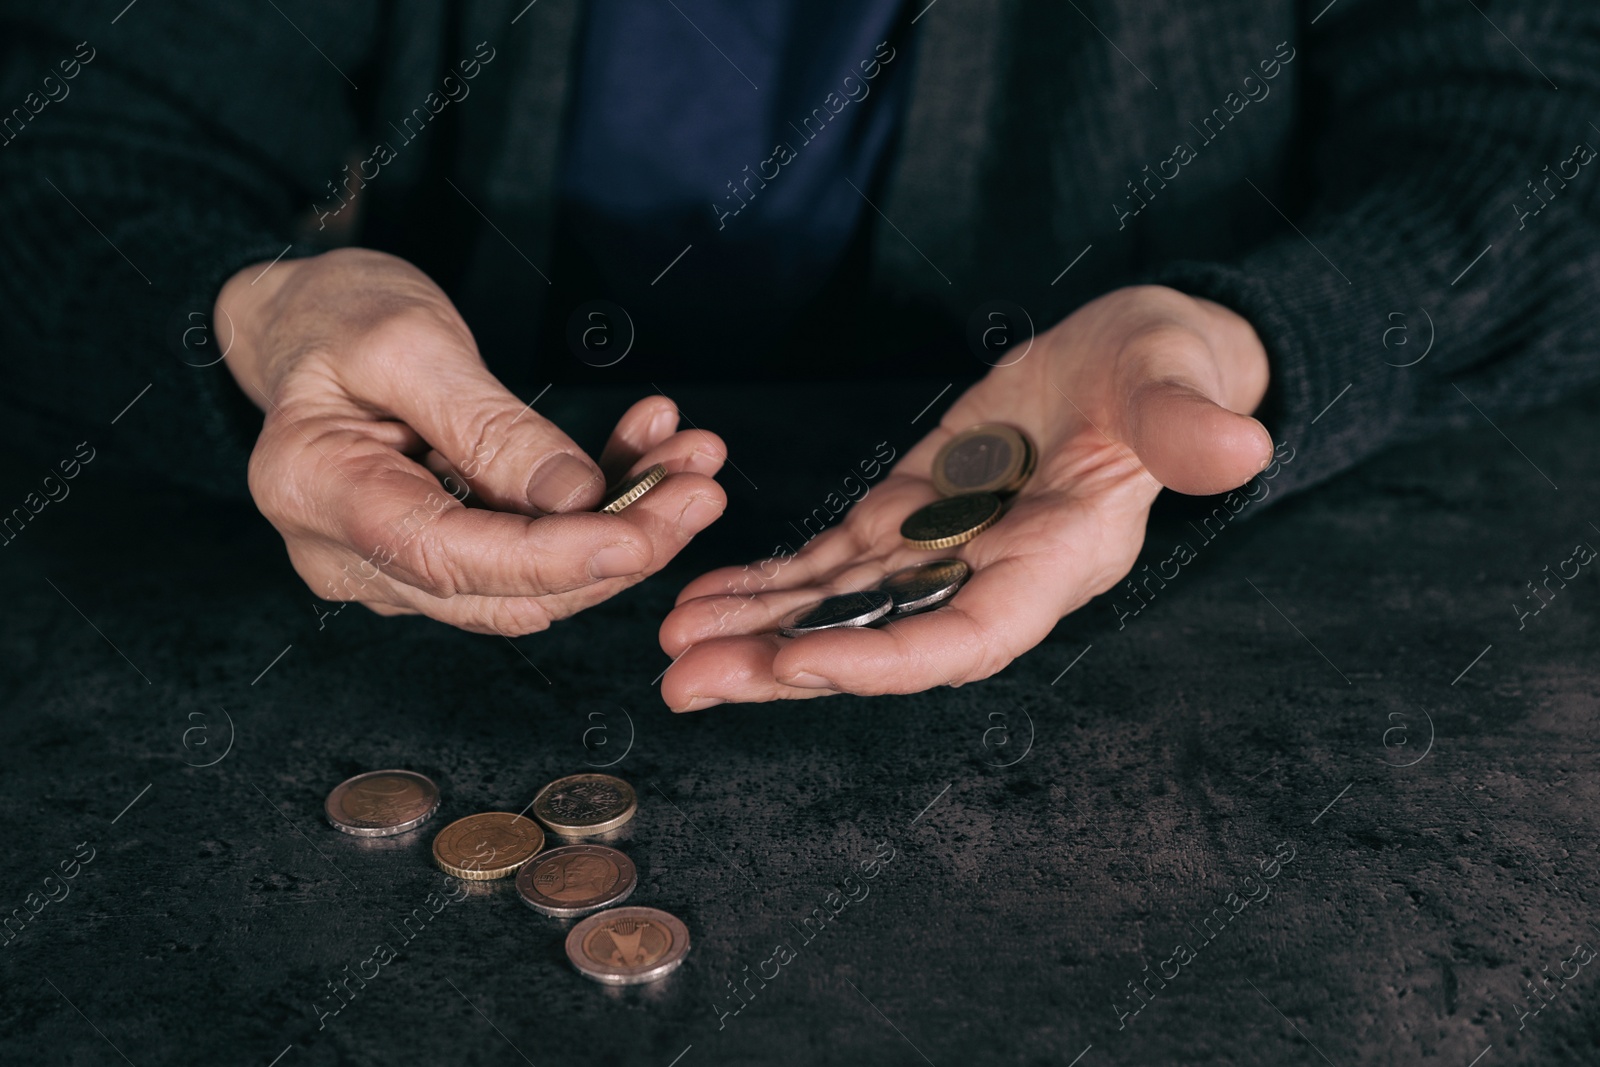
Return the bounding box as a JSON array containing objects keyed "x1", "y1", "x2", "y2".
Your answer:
[
  {"x1": 323, "y1": 768, "x2": 689, "y2": 985},
  {"x1": 777, "y1": 423, "x2": 1036, "y2": 637}
]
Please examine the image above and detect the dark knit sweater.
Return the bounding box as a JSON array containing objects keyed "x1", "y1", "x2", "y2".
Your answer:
[{"x1": 2, "y1": 0, "x2": 1598, "y2": 502}]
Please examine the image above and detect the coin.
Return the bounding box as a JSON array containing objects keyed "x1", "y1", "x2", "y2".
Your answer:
[
  {"x1": 878, "y1": 559, "x2": 971, "y2": 615},
  {"x1": 324, "y1": 770, "x2": 440, "y2": 837},
  {"x1": 598, "y1": 463, "x2": 668, "y2": 514},
  {"x1": 931, "y1": 424, "x2": 1036, "y2": 497},
  {"x1": 516, "y1": 844, "x2": 637, "y2": 918},
  {"x1": 777, "y1": 589, "x2": 894, "y2": 637},
  {"x1": 432, "y1": 812, "x2": 545, "y2": 880},
  {"x1": 532, "y1": 774, "x2": 638, "y2": 837},
  {"x1": 566, "y1": 906, "x2": 691, "y2": 985},
  {"x1": 900, "y1": 492, "x2": 1003, "y2": 550}
]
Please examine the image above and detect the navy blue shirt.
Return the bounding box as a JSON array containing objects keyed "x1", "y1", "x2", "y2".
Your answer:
[{"x1": 554, "y1": 0, "x2": 912, "y2": 374}]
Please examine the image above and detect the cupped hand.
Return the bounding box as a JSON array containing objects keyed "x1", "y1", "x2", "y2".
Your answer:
[
  {"x1": 658, "y1": 285, "x2": 1272, "y2": 709},
  {"x1": 217, "y1": 247, "x2": 727, "y2": 634}
]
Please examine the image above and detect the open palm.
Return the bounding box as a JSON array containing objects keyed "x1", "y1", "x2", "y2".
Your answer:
[{"x1": 659, "y1": 286, "x2": 1274, "y2": 710}]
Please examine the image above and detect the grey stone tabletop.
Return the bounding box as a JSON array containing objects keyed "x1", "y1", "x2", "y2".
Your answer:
[{"x1": 1, "y1": 381, "x2": 1595, "y2": 1066}]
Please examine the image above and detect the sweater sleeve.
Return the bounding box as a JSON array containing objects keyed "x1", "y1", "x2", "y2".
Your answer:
[
  {"x1": 0, "y1": 4, "x2": 377, "y2": 498},
  {"x1": 1155, "y1": 0, "x2": 1600, "y2": 498}
]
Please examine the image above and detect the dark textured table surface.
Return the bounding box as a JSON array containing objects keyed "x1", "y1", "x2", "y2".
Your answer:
[{"x1": 1, "y1": 380, "x2": 1597, "y2": 1067}]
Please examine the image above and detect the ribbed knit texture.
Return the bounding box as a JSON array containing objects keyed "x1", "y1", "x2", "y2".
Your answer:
[{"x1": 2, "y1": 1, "x2": 1598, "y2": 503}]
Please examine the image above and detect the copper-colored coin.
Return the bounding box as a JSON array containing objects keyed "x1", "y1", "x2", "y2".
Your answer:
[
  {"x1": 598, "y1": 464, "x2": 667, "y2": 514},
  {"x1": 532, "y1": 774, "x2": 638, "y2": 837},
  {"x1": 324, "y1": 770, "x2": 440, "y2": 838},
  {"x1": 566, "y1": 906, "x2": 691, "y2": 985},
  {"x1": 431, "y1": 812, "x2": 545, "y2": 880},
  {"x1": 900, "y1": 493, "x2": 1003, "y2": 551},
  {"x1": 516, "y1": 844, "x2": 637, "y2": 918},
  {"x1": 931, "y1": 424, "x2": 1035, "y2": 497},
  {"x1": 878, "y1": 559, "x2": 971, "y2": 615}
]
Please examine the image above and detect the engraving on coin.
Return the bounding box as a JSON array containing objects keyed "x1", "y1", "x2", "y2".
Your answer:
[
  {"x1": 516, "y1": 844, "x2": 637, "y2": 917},
  {"x1": 932, "y1": 424, "x2": 1035, "y2": 497},
  {"x1": 533, "y1": 774, "x2": 638, "y2": 836},
  {"x1": 598, "y1": 464, "x2": 667, "y2": 514},
  {"x1": 878, "y1": 559, "x2": 971, "y2": 615},
  {"x1": 432, "y1": 812, "x2": 545, "y2": 880},
  {"x1": 566, "y1": 906, "x2": 690, "y2": 985},
  {"x1": 900, "y1": 493, "x2": 1003, "y2": 550},
  {"x1": 325, "y1": 770, "x2": 441, "y2": 837},
  {"x1": 777, "y1": 589, "x2": 894, "y2": 637}
]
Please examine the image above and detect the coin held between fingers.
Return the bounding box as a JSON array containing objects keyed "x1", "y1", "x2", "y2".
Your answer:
[{"x1": 598, "y1": 463, "x2": 667, "y2": 514}]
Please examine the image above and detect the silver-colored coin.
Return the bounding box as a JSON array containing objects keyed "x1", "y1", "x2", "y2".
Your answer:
[
  {"x1": 517, "y1": 844, "x2": 637, "y2": 918},
  {"x1": 324, "y1": 770, "x2": 440, "y2": 837},
  {"x1": 566, "y1": 906, "x2": 691, "y2": 985},
  {"x1": 777, "y1": 589, "x2": 894, "y2": 637},
  {"x1": 878, "y1": 559, "x2": 971, "y2": 615}
]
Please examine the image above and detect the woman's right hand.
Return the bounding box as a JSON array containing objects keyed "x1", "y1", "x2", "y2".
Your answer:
[{"x1": 216, "y1": 247, "x2": 727, "y2": 634}]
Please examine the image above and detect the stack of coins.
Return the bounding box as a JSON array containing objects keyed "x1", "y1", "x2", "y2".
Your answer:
[
  {"x1": 901, "y1": 423, "x2": 1034, "y2": 550},
  {"x1": 776, "y1": 424, "x2": 1036, "y2": 638},
  {"x1": 322, "y1": 768, "x2": 689, "y2": 986}
]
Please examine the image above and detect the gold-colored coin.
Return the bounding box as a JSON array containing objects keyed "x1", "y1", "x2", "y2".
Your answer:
[
  {"x1": 931, "y1": 424, "x2": 1036, "y2": 497},
  {"x1": 900, "y1": 492, "x2": 1003, "y2": 551},
  {"x1": 598, "y1": 464, "x2": 668, "y2": 514},
  {"x1": 431, "y1": 812, "x2": 545, "y2": 880},
  {"x1": 532, "y1": 773, "x2": 638, "y2": 837}
]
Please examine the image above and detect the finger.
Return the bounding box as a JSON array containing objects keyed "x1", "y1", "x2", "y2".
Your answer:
[
  {"x1": 344, "y1": 324, "x2": 608, "y2": 514},
  {"x1": 1113, "y1": 329, "x2": 1273, "y2": 495},
  {"x1": 304, "y1": 469, "x2": 725, "y2": 634},
  {"x1": 660, "y1": 584, "x2": 838, "y2": 656},
  {"x1": 1122, "y1": 379, "x2": 1272, "y2": 496},
  {"x1": 597, "y1": 396, "x2": 680, "y2": 482},
  {"x1": 310, "y1": 437, "x2": 657, "y2": 597},
  {"x1": 631, "y1": 428, "x2": 729, "y2": 481},
  {"x1": 660, "y1": 634, "x2": 839, "y2": 712}
]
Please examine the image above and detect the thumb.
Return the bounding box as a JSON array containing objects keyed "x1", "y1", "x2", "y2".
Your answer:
[
  {"x1": 1123, "y1": 377, "x2": 1274, "y2": 496},
  {"x1": 359, "y1": 339, "x2": 605, "y2": 514}
]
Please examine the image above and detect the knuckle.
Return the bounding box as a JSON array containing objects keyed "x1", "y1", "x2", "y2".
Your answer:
[
  {"x1": 391, "y1": 530, "x2": 463, "y2": 599},
  {"x1": 458, "y1": 405, "x2": 522, "y2": 481},
  {"x1": 479, "y1": 598, "x2": 552, "y2": 636},
  {"x1": 246, "y1": 425, "x2": 303, "y2": 523},
  {"x1": 353, "y1": 301, "x2": 472, "y2": 375}
]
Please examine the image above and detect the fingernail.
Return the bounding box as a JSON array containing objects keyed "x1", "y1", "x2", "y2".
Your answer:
[
  {"x1": 678, "y1": 495, "x2": 725, "y2": 534},
  {"x1": 677, "y1": 696, "x2": 724, "y2": 712},
  {"x1": 785, "y1": 672, "x2": 833, "y2": 689},
  {"x1": 526, "y1": 453, "x2": 602, "y2": 512},
  {"x1": 647, "y1": 404, "x2": 679, "y2": 443},
  {"x1": 589, "y1": 544, "x2": 643, "y2": 579}
]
